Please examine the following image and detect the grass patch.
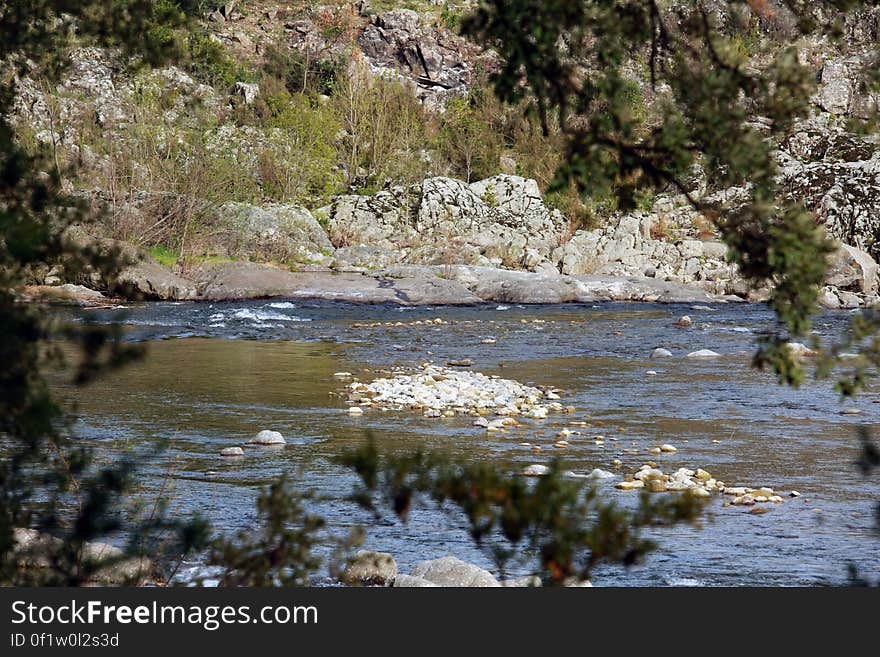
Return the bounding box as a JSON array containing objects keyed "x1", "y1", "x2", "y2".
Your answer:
[{"x1": 148, "y1": 246, "x2": 179, "y2": 267}]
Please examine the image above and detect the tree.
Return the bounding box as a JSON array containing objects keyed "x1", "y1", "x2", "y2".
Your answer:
[
  {"x1": 460, "y1": 0, "x2": 880, "y2": 582},
  {"x1": 0, "y1": 0, "x2": 210, "y2": 585}
]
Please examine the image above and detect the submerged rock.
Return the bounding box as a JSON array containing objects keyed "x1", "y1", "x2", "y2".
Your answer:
[
  {"x1": 785, "y1": 342, "x2": 817, "y2": 359},
  {"x1": 686, "y1": 349, "x2": 722, "y2": 358},
  {"x1": 588, "y1": 468, "x2": 616, "y2": 479}
]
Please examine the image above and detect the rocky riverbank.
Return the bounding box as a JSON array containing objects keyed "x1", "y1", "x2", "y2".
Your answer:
[
  {"x1": 26, "y1": 171, "x2": 880, "y2": 308},
  {"x1": 14, "y1": 5, "x2": 880, "y2": 311},
  {"x1": 26, "y1": 259, "x2": 739, "y2": 307}
]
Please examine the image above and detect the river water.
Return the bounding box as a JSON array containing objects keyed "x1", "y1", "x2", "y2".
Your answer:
[{"x1": 57, "y1": 299, "x2": 880, "y2": 586}]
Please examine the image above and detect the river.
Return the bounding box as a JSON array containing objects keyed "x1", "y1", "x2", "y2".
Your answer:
[{"x1": 56, "y1": 298, "x2": 880, "y2": 586}]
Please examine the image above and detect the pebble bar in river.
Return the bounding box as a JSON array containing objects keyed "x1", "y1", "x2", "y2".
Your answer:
[
  {"x1": 344, "y1": 364, "x2": 564, "y2": 418},
  {"x1": 615, "y1": 465, "x2": 787, "y2": 508}
]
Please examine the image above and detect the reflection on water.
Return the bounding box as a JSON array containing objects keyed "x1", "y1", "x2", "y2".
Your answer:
[{"x1": 59, "y1": 300, "x2": 880, "y2": 585}]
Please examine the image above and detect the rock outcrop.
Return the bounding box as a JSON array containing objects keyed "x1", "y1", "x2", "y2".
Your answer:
[
  {"x1": 815, "y1": 54, "x2": 880, "y2": 119},
  {"x1": 117, "y1": 260, "x2": 199, "y2": 301},
  {"x1": 555, "y1": 211, "x2": 734, "y2": 295},
  {"x1": 217, "y1": 202, "x2": 334, "y2": 264},
  {"x1": 325, "y1": 174, "x2": 568, "y2": 269},
  {"x1": 356, "y1": 9, "x2": 494, "y2": 112}
]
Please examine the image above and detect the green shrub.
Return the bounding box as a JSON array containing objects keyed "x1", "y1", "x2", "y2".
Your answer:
[
  {"x1": 259, "y1": 91, "x2": 343, "y2": 205},
  {"x1": 187, "y1": 30, "x2": 250, "y2": 88}
]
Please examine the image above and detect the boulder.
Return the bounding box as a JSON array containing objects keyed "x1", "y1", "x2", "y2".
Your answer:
[
  {"x1": 116, "y1": 260, "x2": 198, "y2": 301},
  {"x1": 818, "y1": 286, "x2": 842, "y2": 309},
  {"x1": 502, "y1": 575, "x2": 543, "y2": 587},
  {"x1": 230, "y1": 81, "x2": 259, "y2": 105},
  {"x1": 468, "y1": 175, "x2": 568, "y2": 249},
  {"x1": 341, "y1": 551, "x2": 398, "y2": 587},
  {"x1": 218, "y1": 202, "x2": 334, "y2": 264},
  {"x1": 816, "y1": 55, "x2": 880, "y2": 118},
  {"x1": 686, "y1": 349, "x2": 722, "y2": 358},
  {"x1": 409, "y1": 556, "x2": 500, "y2": 587},
  {"x1": 248, "y1": 430, "x2": 285, "y2": 445},
  {"x1": 386, "y1": 274, "x2": 484, "y2": 305},
  {"x1": 324, "y1": 187, "x2": 420, "y2": 249},
  {"x1": 446, "y1": 266, "x2": 582, "y2": 304},
  {"x1": 12, "y1": 528, "x2": 151, "y2": 584},
  {"x1": 522, "y1": 464, "x2": 550, "y2": 477},
  {"x1": 825, "y1": 243, "x2": 879, "y2": 293}
]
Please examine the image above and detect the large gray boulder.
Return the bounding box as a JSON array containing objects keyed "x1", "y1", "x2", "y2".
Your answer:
[
  {"x1": 194, "y1": 261, "x2": 305, "y2": 301},
  {"x1": 825, "y1": 243, "x2": 879, "y2": 293},
  {"x1": 446, "y1": 265, "x2": 584, "y2": 304},
  {"x1": 218, "y1": 202, "x2": 334, "y2": 264},
  {"x1": 323, "y1": 186, "x2": 420, "y2": 250},
  {"x1": 409, "y1": 556, "x2": 500, "y2": 587},
  {"x1": 117, "y1": 260, "x2": 198, "y2": 301},
  {"x1": 392, "y1": 574, "x2": 437, "y2": 587},
  {"x1": 469, "y1": 174, "x2": 566, "y2": 240},
  {"x1": 22, "y1": 284, "x2": 111, "y2": 307}
]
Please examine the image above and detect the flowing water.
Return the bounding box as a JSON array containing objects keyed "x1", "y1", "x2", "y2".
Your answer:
[{"x1": 56, "y1": 299, "x2": 880, "y2": 586}]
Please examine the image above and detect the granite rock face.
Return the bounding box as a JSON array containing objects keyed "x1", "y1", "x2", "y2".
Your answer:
[
  {"x1": 217, "y1": 202, "x2": 334, "y2": 264},
  {"x1": 324, "y1": 175, "x2": 568, "y2": 270}
]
